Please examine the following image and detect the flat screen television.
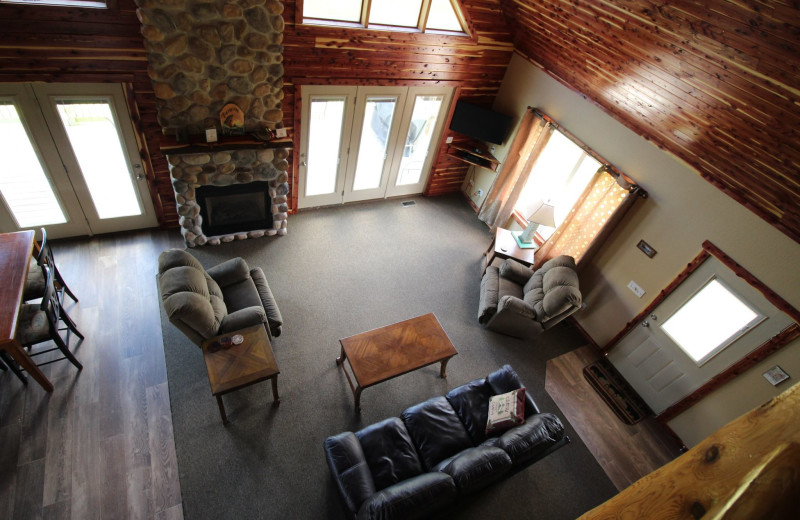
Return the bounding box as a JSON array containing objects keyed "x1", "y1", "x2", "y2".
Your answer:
[{"x1": 449, "y1": 101, "x2": 512, "y2": 145}]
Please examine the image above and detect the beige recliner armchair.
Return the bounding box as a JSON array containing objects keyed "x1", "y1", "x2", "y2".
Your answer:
[
  {"x1": 478, "y1": 255, "x2": 582, "y2": 339},
  {"x1": 158, "y1": 249, "x2": 283, "y2": 346}
]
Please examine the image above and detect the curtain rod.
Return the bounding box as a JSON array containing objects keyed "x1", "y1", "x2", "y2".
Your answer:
[{"x1": 527, "y1": 107, "x2": 647, "y2": 198}]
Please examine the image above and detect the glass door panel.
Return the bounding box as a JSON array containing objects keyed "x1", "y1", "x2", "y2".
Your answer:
[
  {"x1": 306, "y1": 98, "x2": 346, "y2": 196},
  {"x1": 352, "y1": 97, "x2": 397, "y2": 191},
  {"x1": 55, "y1": 102, "x2": 142, "y2": 219},
  {"x1": 396, "y1": 95, "x2": 443, "y2": 186},
  {"x1": 0, "y1": 103, "x2": 67, "y2": 227}
]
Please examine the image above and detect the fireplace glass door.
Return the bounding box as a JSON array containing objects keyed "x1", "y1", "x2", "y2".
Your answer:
[{"x1": 0, "y1": 83, "x2": 157, "y2": 238}]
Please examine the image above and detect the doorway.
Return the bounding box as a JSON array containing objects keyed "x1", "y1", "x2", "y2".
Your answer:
[
  {"x1": 0, "y1": 83, "x2": 158, "y2": 238},
  {"x1": 298, "y1": 85, "x2": 453, "y2": 209}
]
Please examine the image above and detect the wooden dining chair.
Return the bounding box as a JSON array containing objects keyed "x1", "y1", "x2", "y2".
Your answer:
[
  {"x1": 23, "y1": 227, "x2": 79, "y2": 304},
  {"x1": 16, "y1": 265, "x2": 83, "y2": 372}
]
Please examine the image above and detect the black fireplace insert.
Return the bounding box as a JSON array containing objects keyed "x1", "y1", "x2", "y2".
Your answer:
[{"x1": 196, "y1": 181, "x2": 273, "y2": 236}]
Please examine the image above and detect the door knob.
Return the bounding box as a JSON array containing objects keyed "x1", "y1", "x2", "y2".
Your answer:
[{"x1": 642, "y1": 320, "x2": 649, "y2": 328}]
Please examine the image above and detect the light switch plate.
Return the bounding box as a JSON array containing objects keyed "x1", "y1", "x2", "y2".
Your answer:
[
  {"x1": 627, "y1": 280, "x2": 645, "y2": 298},
  {"x1": 446, "y1": 136, "x2": 454, "y2": 143},
  {"x1": 205, "y1": 128, "x2": 218, "y2": 143},
  {"x1": 275, "y1": 127, "x2": 287, "y2": 138}
]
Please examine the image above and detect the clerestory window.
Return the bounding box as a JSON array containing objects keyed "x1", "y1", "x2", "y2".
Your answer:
[
  {"x1": 302, "y1": 0, "x2": 468, "y2": 35},
  {"x1": 0, "y1": 0, "x2": 106, "y2": 7}
]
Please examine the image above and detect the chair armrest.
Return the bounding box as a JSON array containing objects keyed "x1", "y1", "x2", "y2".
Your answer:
[
  {"x1": 497, "y1": 295, "x2": 536, "y2": 320},
  {"x1": 207, "y1": 257, "x2": 251, "y2": 288},
  {"x1": 498, "y1": 259, "x2": 533, "y2": 285},
  {"x1": 250, "y1": 267, "x2": 283, "y2": 337},
  {"x1": 219, "y1": 306, "x2": 266, "y2": 333},
  {"x1": 478, "y1": 265, "x2": 500, "y2": 325}
]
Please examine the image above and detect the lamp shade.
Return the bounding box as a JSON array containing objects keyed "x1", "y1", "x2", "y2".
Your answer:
[{"x1": 527, "y1": 201, "x2": 556, "y2": 228}]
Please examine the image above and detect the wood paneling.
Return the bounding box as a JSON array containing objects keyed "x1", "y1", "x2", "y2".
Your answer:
[
  {"x1": 500, "y1": 0, "x2": 800, "y2": 245},
  {"x1": 0, "y1": 1, "x2": 175, "y2": 228},
  {"x1": 283, "y1": 1, "x2": 515, "y2": 203}
]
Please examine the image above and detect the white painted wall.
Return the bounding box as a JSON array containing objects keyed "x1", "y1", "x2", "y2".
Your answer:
[{"x1": 482, "y1": 53, "x2": 800, "y2": 447}]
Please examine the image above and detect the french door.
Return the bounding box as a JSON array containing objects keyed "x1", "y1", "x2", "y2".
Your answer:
[
  {"x1": 0, "y1": 83, "x2": 158, "y2": 238},
  {"x1": 298, "y1": 85, "x2": 453, "y2": 209}
]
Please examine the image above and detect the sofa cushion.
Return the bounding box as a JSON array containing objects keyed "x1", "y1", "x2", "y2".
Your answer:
[
  {"x1": 324, "y1": 432, "x2": 376, "y2": 515},
  {"x1": 206, "y1": 257, "x2": 251, "y2": 287},
  {"x1": 158, "y1": 248, "x2": 204, "y2": 272},
  {"x1": 542, "y1": 266, "x2": 581, "y2": 317},
  {"x1": 401, "y1": 397, "x2": 473, "y2": 471},
  {"x1": 356, "y1": 472, "x2": 456, "y2": 520},
  {"x1": 356, "y1": 418, "x2": 423, "y2": 492},
  {"x1": 485, "y1": 387, "x2": 526, "y2": 436},
  {"x1": 487, "y1": 365, "x2": 539, "y2": 417},
  {"x1": 220, "y1": 276, "x2": 263, "y2": 313},
  {"x1": 522, "y1": 270, "x2": 546, "y2": 321},
  {"x1": 445, "y1": 379, "x2": 493, "y2": 445},
  {"x1": 493, "y1": 412, "x2": 565, "y2": 465},
  {"x1": 432, "y1": 446, "x2": 512, "y2": 494}
]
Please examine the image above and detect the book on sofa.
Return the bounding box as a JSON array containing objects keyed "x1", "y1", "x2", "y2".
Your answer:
[{"x1": 324, "y1": 365, "x2": 570, "y2": 520}]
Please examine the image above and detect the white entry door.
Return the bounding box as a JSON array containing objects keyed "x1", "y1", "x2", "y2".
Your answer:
[
  {"x1": 298, "y1": 85, "x2": 453, "y2": 209},
  {"x1": 608, "y1": 256, "x2": 793, "y2": 414},
  {"x1": 0, "y1": 83, "x2": 158, "y2": 238}
]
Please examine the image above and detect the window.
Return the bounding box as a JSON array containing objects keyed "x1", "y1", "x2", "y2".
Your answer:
[
  {"x1": 513, "y1": 129, "x2": 600, "y2": 242},
  {"x1": 0, "y1": 0, "x2": 106, "y2": 7},
  {"x1": 660, "y1": 278, "x2": 765, "y2": 366},
  {"x1": 303, "y1": 0, "x2": 468, "y2": 35}
]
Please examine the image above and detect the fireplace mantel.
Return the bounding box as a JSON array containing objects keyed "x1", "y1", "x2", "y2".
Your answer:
[{"x1": 160, "y1": 137, "x2": 293, "y2": 156}]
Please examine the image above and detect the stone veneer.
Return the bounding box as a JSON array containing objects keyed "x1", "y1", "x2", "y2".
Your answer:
[
  {"x1": 136, "y1": 0, "x2": 290, "y2": 245},
  {"x1": 168, "y1": 147, "x2": 289, "y2": 247}
]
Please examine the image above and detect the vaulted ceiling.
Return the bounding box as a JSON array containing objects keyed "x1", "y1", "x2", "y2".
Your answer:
[{"x1": 498, "y1": 0, "x2": 800, "y2": 245}]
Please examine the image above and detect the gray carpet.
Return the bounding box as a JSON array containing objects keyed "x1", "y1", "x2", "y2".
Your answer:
[{"x1": 159, "y1": 194, "x2": 617, "y2": 519}]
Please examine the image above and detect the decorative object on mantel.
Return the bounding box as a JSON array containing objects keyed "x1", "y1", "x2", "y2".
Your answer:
[{"x1": 220, "y1": 103, "x2": 245, "y2": 137}]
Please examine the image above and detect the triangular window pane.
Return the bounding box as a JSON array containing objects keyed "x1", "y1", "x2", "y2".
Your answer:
[
  {"x1": 427, "y1": 0, "x2": 464, "y2": 32},
  {"x1": 304, "y1": 0, "x2": 362, "y2": 22}
]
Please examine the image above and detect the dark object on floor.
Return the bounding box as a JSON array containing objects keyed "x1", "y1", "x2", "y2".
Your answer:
[
  {"x1": 478, "y1": 256, "x2": 582, "y2": 338},
  {"x1": 583, "y1": 358, "x2": 652, "y2": 425},
  {"x1": 324, "y1": 364, "x2": 570, "y2": 520}
]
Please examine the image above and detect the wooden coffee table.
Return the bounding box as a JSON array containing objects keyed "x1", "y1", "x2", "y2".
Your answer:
[
  {"x1": 336, "y1": 313, "x2": 458, "y2": 412},
  {"x1": 201, "y1": 324, "x2": 280, "y2": 425}
]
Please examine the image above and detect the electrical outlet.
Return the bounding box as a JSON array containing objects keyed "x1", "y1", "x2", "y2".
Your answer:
[
  {"x1": 475, "y1": 189, "x2": 483, "y2": 197},
  {"x1": 446, "y1": 136, "x2": 454, "y2": 144},
  {"x1": 627, "y1": 280, "x2": 645, "y2": 298}
]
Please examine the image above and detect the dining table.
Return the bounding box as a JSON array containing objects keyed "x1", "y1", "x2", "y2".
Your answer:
[{"x1": 0, "y1": 230, "x2": 53, "y2": 392}]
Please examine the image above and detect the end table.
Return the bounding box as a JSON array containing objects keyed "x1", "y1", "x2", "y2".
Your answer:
[{"x1": 482, "y1": 227, "x2": 535, "y2": 277}]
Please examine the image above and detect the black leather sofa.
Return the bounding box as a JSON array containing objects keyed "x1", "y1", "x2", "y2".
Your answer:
[{"x1": 324, "y1": 365, "x2": 570, "y2": 519}]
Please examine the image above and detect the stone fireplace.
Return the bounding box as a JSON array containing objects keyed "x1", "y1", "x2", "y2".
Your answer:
[{"x1": 136, "y1": 0, "x2": 290, "y2": 246}]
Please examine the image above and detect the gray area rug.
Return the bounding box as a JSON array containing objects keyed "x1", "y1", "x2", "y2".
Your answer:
[{"x1": 159, "y1": 194, "x2": 617, "y2": 519}]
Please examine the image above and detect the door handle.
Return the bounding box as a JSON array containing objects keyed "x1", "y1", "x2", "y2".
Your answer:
[{"x1": 642, "y1": 320, "x2": 649, "y2": 328}]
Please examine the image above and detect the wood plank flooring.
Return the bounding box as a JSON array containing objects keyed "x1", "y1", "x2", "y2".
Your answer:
[
  {"x1": 545, "y1": 345, "x2": 685, "y2": 491},
  {"x1": 2, "y1": 229, "x2": 683, "y2": 518},
  {"x1": 0, "y1": 230, "x2": 183, "y2": 520}
]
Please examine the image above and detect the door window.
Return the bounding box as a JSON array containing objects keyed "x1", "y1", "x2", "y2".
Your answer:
[
  {"x1": 55, "y1": 101, "x2": 142, "y2": 219},
  {"x1": 396, "y1": 95, "x2": 442, "y2": 186},
  {"x1": 660, "y1": 278, "x2": 764, "y2": 365},
  {"x1": 352, "y1": 96, "x2": 397, "y2": 191},
  {"x1": 306, "y1": 98, "x2": 347, "y2": 197},
  {"x1": 0, "y1": 103, "x2": 67, "y2": 227}
]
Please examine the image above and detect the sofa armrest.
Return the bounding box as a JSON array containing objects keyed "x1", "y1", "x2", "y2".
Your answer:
[
  {"x1": 499, "y1": 258, "x2": 533, "y2": 285},
  {"x1": 250, "y1": 267, "x2": 283, "y2": 337},
  {"x1": 207, "y1": 257, "x2": 251, "y2": 288},
  {"x1": 356, "y1": 472, "x2": 456, "y2": 520},
  {"x1": 325, "y1": 432, "x2": 376, "y2": 517},
  {"x1": 219, "y1": 306, "x2": 266, "y2": 333}
]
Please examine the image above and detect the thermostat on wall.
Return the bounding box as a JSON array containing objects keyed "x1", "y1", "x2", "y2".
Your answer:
[{"x1": 205, "y1": 128, "x2": 218, "y2": 143}]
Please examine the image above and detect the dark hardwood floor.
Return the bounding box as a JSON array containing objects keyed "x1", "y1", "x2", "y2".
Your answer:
[
  {"x1": 1, "y1": 229, "x2": 680, "y2": 518},
  {"x1": 0, "y1": 229, "x2": 184, "y2": 520},
  {"x1": 545, "y1": 346, "x2": 684, "y2": 491}
]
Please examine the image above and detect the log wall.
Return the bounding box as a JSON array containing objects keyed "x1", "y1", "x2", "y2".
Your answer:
[
  {"x1": 0, "y1": 1, "x2": 176, "y2": 227},
  {"x1": 500, "y1": 0, "x2": 800, "y2": 245},
  {"x1": 0, "y1": 1, "x2": 514, "y2": 230}
]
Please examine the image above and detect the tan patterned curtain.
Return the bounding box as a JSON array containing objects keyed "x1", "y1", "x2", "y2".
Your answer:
[
  {"x1": 478, "y1": 110, "x2": 553, "y2": 231},
  {"x1": 534, "y1": 166, "x2": 643, "y2": 270}
]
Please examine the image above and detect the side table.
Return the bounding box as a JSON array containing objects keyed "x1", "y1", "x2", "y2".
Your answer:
[
  {"x1": 201, "y1": 324, "x2": 280, "y2": 425},
  {"x1": 482, "y1": 227, "x2": 535, "y2": 277}
]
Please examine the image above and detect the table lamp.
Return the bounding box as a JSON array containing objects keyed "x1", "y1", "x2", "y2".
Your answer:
[{"x1": 513, "y1": 200, "x2": 555, "y2": 249}]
